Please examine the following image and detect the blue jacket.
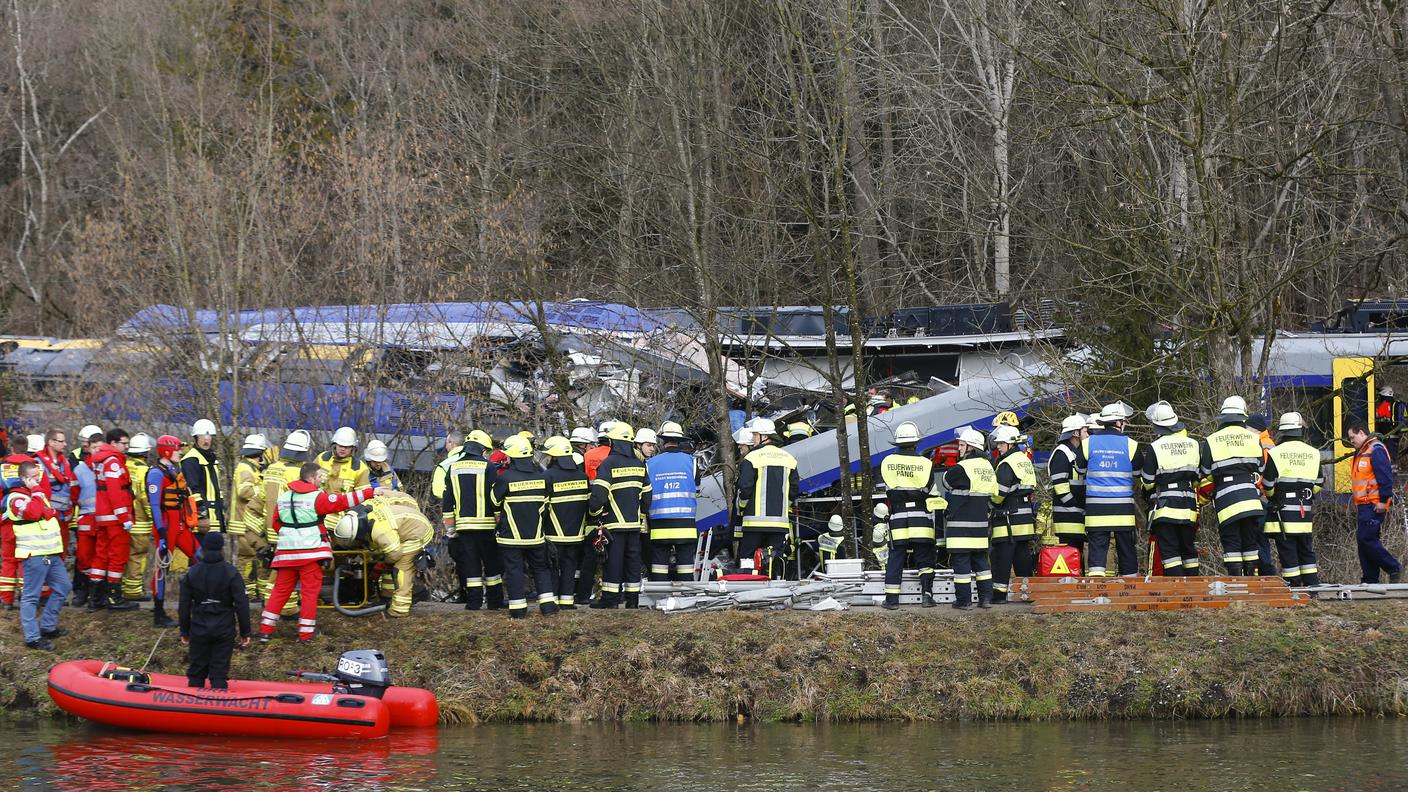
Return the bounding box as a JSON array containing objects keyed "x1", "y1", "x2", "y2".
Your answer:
[
  {"x1": 1370, "y1": 442, "x2": 1394, "y2": 505},
  {"x1": 75, "y1": 459, "x2": 97, "y2": 515}
]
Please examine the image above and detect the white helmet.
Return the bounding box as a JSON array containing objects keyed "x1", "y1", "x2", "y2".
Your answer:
[
  {"x1": 958, "y1": 427, "x2": 986, "y2": 450},
  {"x1": 241, "y1": 433, "x2": 270, "y2": 453},
  {"x1": 1146, "y1": 401, "x2": 1180, "y2": 428},
  {"x1": 1381, "y1": 385, "x2": 1395, "y2": 398},
  {"x1": 332, "y1": 511, "x2": 362, "y2": 544},
  {"x1": 1096, "y1": 403, "x2": 1125, "y2": 424},
  {"x1": 127, "y1": 433, "x2": 154, "y2": 455},
  {"x1": 1219, "y1": 396, "x2": 1248, "y2": 417},
  {"x1": 1277, "y1": 412, "x2": 1306, "y2": 432},
  {"x1": 331, "y1": 426, "x2": 357, "y2": 447},
  {"x1": 569, "y1": 427, "x2": 596, "y2": 446},
  {"x1": 991, "y1": 425, "x2": 1020, "y2": 445},
  {"x1": 25, "y1": 434, "x2": 44, "y2": 454},
  {"x1": 873, "y1": 502, "x2": 890, "y2": 520},
  {"x1": 749, "y1": 418, "x2": 777, "y2": 437},
  {"x1": 79, "y1": 424, "x2": 103, "y2": 442},
  {"x1": 1060, "y1": 414, "x2": 1087, "y2": 438},
  {"x1": 827, "y1": 514, "x2": 844, "y2": 533},
  {"x1": 732, "y1": 428, "x2": 756, "y2": 446},
  {"x1": 894, "y1": 421, "x2": 921, "y2": 445},
  {"x1": 363, "y1": 439, "x2": 389, "y2": 463},
  {"x1": 283, "y1": 429, "x2": 312, "y2": 454},
  {"x1": 634, "y1": 428, "x2": 658, "y2": 446},
  {"x1": 658, "y1": 421, "x2": 686, "y2": 440},
  {"x1": 191, "y1": 418, "x2": 217, "y2": 437},
  {"x1": 1084, "y1": 412, "x2": 1102, "y2": 430},
  {"x1": 597, "y1": 421, "x2": 616, "y2": 439}
]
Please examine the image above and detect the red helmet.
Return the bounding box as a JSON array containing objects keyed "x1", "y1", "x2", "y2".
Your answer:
[{"x1": 156, "y1": 435, "x2": 182, "y2": 458}]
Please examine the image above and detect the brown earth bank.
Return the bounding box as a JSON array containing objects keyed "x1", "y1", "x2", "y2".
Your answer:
[{"x1": 3, "y1": 602, "x2": 1408, "y2": 724}]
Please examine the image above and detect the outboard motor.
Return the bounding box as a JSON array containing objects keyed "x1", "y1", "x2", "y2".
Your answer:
[{"x1": 333, "y1": 649, "x2": 391, "y2": 699}]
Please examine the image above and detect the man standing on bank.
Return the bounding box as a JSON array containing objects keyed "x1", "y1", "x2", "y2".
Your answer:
[
  {"x1": 1347, "y1": 422, "x2": 1401, "y2": 584},
  {"x1": 180, "y1": 533, "x2": 251, "y2": 688}
]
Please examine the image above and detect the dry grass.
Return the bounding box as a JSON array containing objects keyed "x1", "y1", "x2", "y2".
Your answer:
[{"x1": 5, "y1": 600, "x2": 1408, "y2": 724}]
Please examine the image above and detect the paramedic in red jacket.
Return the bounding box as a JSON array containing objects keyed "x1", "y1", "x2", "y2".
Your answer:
[{"x1": 89, "y1": 428, "x2": 139, "y2": 612}]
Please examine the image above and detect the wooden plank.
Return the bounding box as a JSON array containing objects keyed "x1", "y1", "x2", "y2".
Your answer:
[
  {"x1": 1033, "y1": 598, "x2": 1303, "y2": 614},
  {"x1": 1029, "y1": 593, "x2": 1305, "y2": 606}
]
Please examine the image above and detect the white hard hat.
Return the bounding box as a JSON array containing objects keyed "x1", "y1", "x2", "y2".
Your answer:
[
  {"x1": 750, "y1": 418, "x2": 777, "y2": 437},
  {"x1": 25, "y1": 434, "x2": 44, "y2": 454},
  {"x1": 958, "y1": 427, "x2": 986, "y2": 449},
  {"x1": 1277, "y1": 412, "x2": 1306, "y2": 432},
  {"x1": 1146, "y1": 400, "x2": 1180, "y2": 428},
  {"x1": 827, "y1": 514, "x2": 844, "y2": 532},
  {"x1": 658, "y1": 421, "x2": 686, "y2": 440},
  {"x1": 191, "y1": 418, "x2": 217, "y2": 437},
  {"x1": 732, "y1": 428, "x2": 756, "y2": 446},
  {"x1": 991, "y1": 425, "x2": 1020, "y2": 445},
  {"x1": 894, "y1": 421, "x2": 921, "y2": 445},
  {"x1": 283, "y1": 429, "x2": 312, "y2": 454},
  {"x1": 331, "y1": 426, "x2": 357, "y2": 447},
  {"x1": 241, "y1": 433, "x2": 270, "y2": 453},
  {"x1": 127, "y1": 433, "x2": 153, "y2": 455},
  {"x1": 363, "y1": 439, "x2": 389, "y2": 463},
  {"x1": 1060, "y1": 414, "x2": 1087, "y2": 438},
  {"x1": 1097, "y1": 403, "x2": 1125, "y2": 424},
  {"x1": 634, "y1": 428, "x2": 658, "y2": 445},
  {"x1": 1220, "y1": 396, "x2": 1248, "y2": 417},
  {"x1": 1381, "y1": 385, "x2": 1395, "y2": 398},
  {"x1": 79, "y1": 424, "x2": 103, "y2": 441},
  {"x1": 1084, "y1": 412, "x2": 1102, "y2": 430},
  {"x1": 569, "y1": 427, "x2": 596, "y2": 446},
  {"x1": 873, "y1": 502, "x2": 890, "y2": 520},
  {"x1": 332, "y1": 511, "x2": 361, "y2": 544},
  {"x1": 597, "y1": 421, "x2": 616, "y2": 439}
]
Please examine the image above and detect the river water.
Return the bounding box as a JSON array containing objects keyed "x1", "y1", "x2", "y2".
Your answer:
[{"x1": 2, "y1": 718, "x2": 1403, "y2": 791}]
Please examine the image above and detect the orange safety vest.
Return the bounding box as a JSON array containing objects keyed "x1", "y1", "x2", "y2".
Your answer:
[{"x1": 1352, "y1": 438, "x2": 1390, "y2": 506}]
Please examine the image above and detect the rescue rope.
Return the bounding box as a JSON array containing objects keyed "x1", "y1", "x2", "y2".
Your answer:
[{"x1": 140, "y1": 629, "x2": 167, "y2": 673}]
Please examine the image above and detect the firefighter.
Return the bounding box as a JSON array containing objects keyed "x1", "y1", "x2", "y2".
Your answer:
[
  {"x1": 260, "y1": 462, "x2": 381, "y2": 642},
  {"x1": 568, "y1": 427, "x2": 596, "y2": 460},
  {"x1": 734, "y1": 419, "x2": 799, "y2": 579},
  {"x1": 784, "y1": 422, "x2": 814, "y2": 446},
  {"x1": 1047, "y1": 413, "x2": 1088, "y2": 570},
  {"x1": 1079, "y1": 404, "x2": 1144, "y2": 577},
  {"x1": 231, "y1": 434, "x2": 271, "y2": 601},
  {"x1": 990, "y1": 424, "x2": 1036, "y2": 601},
  {"x1": 442, "y1": 429, "x2": 505, "y2": 610},
  {"x1": 543, "y1": 436, "x2": 592, "y2": 607},
  {"x1": 179, "y1": 532, "x2": 251, "y2": 688},
  {"x1": 181, "y1": 419, "x2": 225, "y2": 535},
  {"x1": 332, "y1": 492, "x2": 432, "y2": 618},
  {"x1": 944, "y1": 428, "x2": 996, "y2": 609},
  {"x1": 1347, "y1": 422, "x2": 1400, "y2": 584},
  {"x1": 1263, "y1": 413, "x2": 1322, "y2": 587},
  {"x1": 646, "y1": 422, "x2": 699, "y2": 582},
  {"x1": 1199, "y1": 397, "x2": 1267, "y2": 576},
  {"x1": 6, "y1": 461, "x2": 71, "y2": 650},
  {"x1": 879, "y1": 421, "x2": 937, "y2": 609},
  {"x1": 487, "y1": 435, "x2": 558, "y2": 618},
  {"x1": 69, "y1": 425, "x2": 101, "y2": 606},
  {"x1": 589, "y1": 422, "x2": 651, "y2": 608},
  {"x1": 262, "y1": 430, "x2": 312, "y2": 616},
  {"x1": 317, "y1": 427, "x2": 370, "y2": 533},
  {"x1": 430, "y1": 431, "x2": 463, "y2": 505},
  {"x1": 147, "y1": 435, "x2": 199, "y2": 627},
  {"x1": 120, "y1": 433, "x2": 155, "y2": 602},
  {"x1": 90, "y1": 428, "x2": 140, "y2": 612},
  {"x1": 1140, "y1": 402, "x2": 1201, "y2": 576},
  {"x1": 363, "y1": 440, "x2": 401, "y2": 490}
]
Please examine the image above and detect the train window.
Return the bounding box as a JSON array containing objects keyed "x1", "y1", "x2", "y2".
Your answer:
[{"x1": 1342, "y1": 376, "x2": 1370, "y2": 432}]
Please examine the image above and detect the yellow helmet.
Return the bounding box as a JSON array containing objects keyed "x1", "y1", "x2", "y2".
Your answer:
[
  {"x1": 993, "y1": 411, "x2": 1020, "y2": 428},
  {"x1": 517, "y1": 430, "x2": 535, "y2": 441},
  {"x1": 606, "y1": 422, "x2": 635, "y2": 442},
  {"x1": 466, "y1": 429, "x2": 493, "y2": 448},
  {"x1": 542, "y1": 436, "x2": 573, "y2": 457},
  {"x1": 502, "y1": 434, "x2": 534, "y2": 459}
]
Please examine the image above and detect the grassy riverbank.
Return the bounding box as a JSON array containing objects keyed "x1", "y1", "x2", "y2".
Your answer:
[{"x1": 4, "y1": 602, "x2": 1408, "y2": 723}]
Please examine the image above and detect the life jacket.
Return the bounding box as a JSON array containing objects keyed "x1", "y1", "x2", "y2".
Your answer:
[{"x1": 158, "y1": 463, "x2": 200, "y2": 530}]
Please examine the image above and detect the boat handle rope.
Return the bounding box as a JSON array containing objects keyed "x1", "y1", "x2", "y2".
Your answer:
[{"x1": 124, "y1": 683, "x2": 306, "y2": 705}]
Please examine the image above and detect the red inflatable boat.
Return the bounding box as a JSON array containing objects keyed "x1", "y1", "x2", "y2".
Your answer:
[{"x1": 48, "y1": 651, "x2": 438, "y2": 739}]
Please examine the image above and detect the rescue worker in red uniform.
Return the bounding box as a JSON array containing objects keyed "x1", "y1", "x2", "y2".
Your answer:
[
  {"x1": 259, "y1": 462, "x2": 382, "y2": 642},
  {"x1": 36, "y1": 429, "x2": 78, "y2": 555},
  {"x1": 1, "y1": 446, "x2": 38, "y2": 608},
  {"x1": 147, "y1": 435, "x2": 199, "y2": 627},
  {"x1": 89, "y1": 428, "x2": 139, "y2": 612}
]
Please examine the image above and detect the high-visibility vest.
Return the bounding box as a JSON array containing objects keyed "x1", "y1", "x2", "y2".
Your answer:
[
  {"x1": 544, "y1": 463, "x2": 590, "y2": 542},
  {"x1": 1352, "y1": 438, "x2": 1390, "y2": 506},
  {"x1": 944, "y1": 455, "x2": 997, "y2": 551},
  {"x1": 736, "y1": 445, "x2": 798, "y2": 533},
  {"x1": 262, "y1": 459, "x2": 301, "y2": 541},
  {"x1": 1147, "y1": 431, "x2": 1200, "y2": 524},
  {"x1": 1267, "y1": 440, "x2": 1322, "y2": 534},
  {"x1": 366, "y1": 493, "x2": 432, "y2": 562},
  {"x1": 1047, "y1": 442, "x2": 1084, "y2": 536},
  {"x1": 232, "y1": 458, "x2": 265, "y2": 536},
  {"x1": 646, "y1": 450, "x2": 698, "y2": 541},
  {"x1": 180, "y1": 448, "x2": 221, "y2": 523},
  {"x1": 275, "y1": 489, "x2": 325, "y2": 553},
  {"x1": 126, "y1": 458, "x2": 154, "y2": 530},
  {"x1": 1203, "y1": 425, "x2": 1265, "y2": 526},
  {"x1": 5, "y1": 490, "x2": 63, "y2": 558},
  {"x1": 445, "y1": 453, "x2": 497, "y2": 531},
  {"x1": 1082, "y1": 430, "x2": 1138, "y2": 530},
  {"x1": 880, "y1": 452, "x2": 935, "y2": 542},
  {"x1": 493, "y1": 467, "x2": 548, "y2": 546},
  {"x1": 317, "y1": 451, "x2": 368, "y2": 531},
  {"x1": 992, "y1": 451, "x2": 1036, "y2": 539},
  {"x1": 592, "y1": 451, "x2": 650, "y2": 532}
]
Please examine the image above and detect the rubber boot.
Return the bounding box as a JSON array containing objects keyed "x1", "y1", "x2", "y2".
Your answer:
[
  {"x1": 952, "y1": 582, "x2": 973, "y2": 610},
  {"x1": 921, "y1": 593, "x2": 937, "y2": 608},
  {"x1": 882, "y1": 594, "x2": 900, "y2": 610},
  {"x1": 107, "y1": 584, "x2": 139, "y2": 611},
  {"x1": 1224, "y1": 562, "x2": 1243, "y2": 577},
  {"x1": 624, "y1": 593, "x2": 640, "y2": 610},
  {"x1": 590, "y1": 594, "x2": 619, "y2": 610},
  {"x1": 1301, "y1": 572, "x2": 1320, "y2": 587},
  {"x1": 88, "y1": 580, "x2": 108, "y2": 611},
  {"x1": 70, "y1": 576, "x2": 90, "y2": 608},
  {"x1": 976, "y1": 578, "x2": 994, "y2": 609},
  {"x1": 509, "y1": 609, "x2": 528, "y2": 620},
  {"x1": 540, "y1": 602, "x2": 559, "y2": 617},
  {"x1": 152, "y1": 598, "x2": 177, "y2": 628}
]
